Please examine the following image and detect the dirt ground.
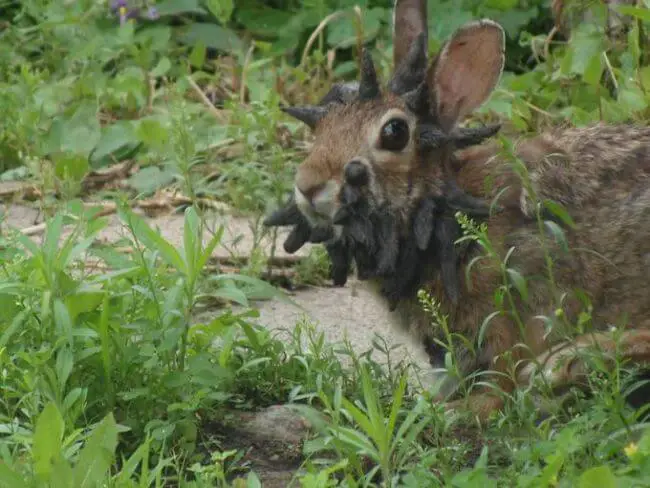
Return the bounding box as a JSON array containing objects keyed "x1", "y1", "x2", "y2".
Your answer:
[{"x1": 2, "y1": 202, "x2": 437, "y2": 486}]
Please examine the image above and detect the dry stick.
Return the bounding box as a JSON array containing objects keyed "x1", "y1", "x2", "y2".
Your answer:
[
  {"x1": 106, "y1": 244, "x2": 304, "y2": 268},
  {"x1": 240, "y1": 43, "x2": 255, "y2": 104},
  {"x1": 20, "y1": 223, "x2": 47, "y2": 236},
  {"x1": 80, "y1": 259, "x2": 293, "y2": 278},
  {"x1": 500, "y1": 89, "x2": 555, "y2": 119},
  {"x1": 18, "y1": 195, "x2": 225, "y2": 236},
  {"x1": 300, "y1": 10, "x2": 347, "y2": 70},
  {"x1": 20, "y1": 202, "x2": 119, "y2": 236},
  {"x1": 543, "y1": 25, "x2": 559, "y2": 60},
  {"x1": 602, "y1": 51, "x2": 619, "y2": 95},
  {"x1": 18, "y1": 197, "x2": 304, "y2": 268},
  {"x1": 185, "y1": 75, "x2": 229, "y2": 123}
]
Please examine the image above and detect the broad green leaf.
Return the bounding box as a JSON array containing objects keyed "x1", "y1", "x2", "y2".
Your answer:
[
  {"x1": 235, "y1": 5, "x2": 292, "y2": 38},
  {"x1": 65, "y1": 291, "x2": 104, "y2": 322},
  {"x1": 49, "y1": 457, "x2": 74, "y2": 488},
  {"x1": 247, "y1": 471, "x2": 262, "y2": 488},
  {"x1": 0, "y1": 309, "x2": 28, "y2": 348},
  {"x1": 210, "y1": 274, "x2": 295, "y2": 306},
  {"x1": 579, "y1": 465, "x2": 617, "y2": 488},
  {"x1": 64, "y1": 235, "x2": 99, "y2": 268},
  {"x1": 120, "y1": 209, "x2": 186, "y2": 273},
  {"x1": 182, "y1": 206, "x2": 199, "y2": 278},
  {"x1": 562, "y1": 25, "x2": 604, "y2": 77},
  {"x1": 205, "y1": 0, "x2": 233, "y2": 24},
  {"x1": 128, "y1": 165, "x2": 177, "y2": 196},
  {"x1": 73, "y1": 413, "x2": 119, "y2": 488},
  {"x1": 506, "y1": 268, "x2": 528, "y2": 301},
  {"x1": 59, "y1": 103, "x2": 101, "y2": 157},
  {"x1": 55, "y1": 346, "x2": 74, "y2": 390},
  {"x1": 54, "y1": 298, "x2": 74, "y2": 345},
  {"x1": 615, "y1": 4, "x2": 650, "y2": 22},
  {"x1": 33, "y1": 402, "x2": 65, "y2": 479},
  {"x1": 543, "y1": 200, "x2": 576, "y2": 229},
  {"x1": 179, "y1": 23, "x2": 243, "y2": 53},
  {"x1": 544, "y1": 220, "x2": 569, "y2": 253},
  {"x1": 135, "y1": 118, "x2": 171, "y2": 150},
  {"x1": 484, "y1": 0, "x2": 519, "y2": 10},
  {"x1": 156, "y1": 0, "x2": 206, "y2": 16},
  {"x1": 90, "y1": 121, "x2": 140, "y2": 168},
  {"x1": 196, "y1": 225, "x2": 224, "y2": 274},
  {"x1": 484, "y1": 7, "x2": 538, "y2": 38},
  {"x1": 189, "y1": 40, "x2": 206, "y2": 68},
  {"x1": 135, "y1": 25, "x2": 173, "y2": 51},
  {"x1": 339, "y1": 397, "x2": 375, "y2": 441},
  {"x1": 428, "y1": 1, "x2": 473, "y2": 42},
  {"x1": 0, "y1": 291, "x2": 22, "y2": 324},
  {"x1": 113, "y1": 440, "x2": 149, "y2": 483},
  {"x1": 478, "y1": 311, "x2": 501, "y2": 348},
  {"x1": 617, "y1": 85, "x2": 648, "y2": 114},
  {"x1": 150, "y1": 57, "x2": 171, "y2": 77},
  {"x1": 212, "y1": 285, "x2": 249, "y2": 307},
  {"x1": 0, "y1": 462, "x2": 28, "y2": 488},
  {"x1": 63, "y1": 388, "x2": 85, "y2": 412},
  {"x1": 582, "y1": 52, "x2": 603, "y2": 86},
  {"x1": 43, "y1": 212, "x2": 64, "y2": 264},
  {"x1": 327, "y1": 8, "x2": 384, "y2": 48}
]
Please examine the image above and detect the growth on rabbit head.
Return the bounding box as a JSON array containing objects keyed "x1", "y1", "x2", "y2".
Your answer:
[{"x1": 281, "y1": 0, "x2": 507, "y2": 237}]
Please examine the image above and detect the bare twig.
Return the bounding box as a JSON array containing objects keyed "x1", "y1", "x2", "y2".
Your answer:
[
  {"x1": 107, "y1": 245, "x2": 305, "y2": 268},
  {"x1": 81, "y1": 160, "x2": 136, "y2": 192},
  {"x1": 185, "y1": 75, "x2": 229, "y2": 123},
  {"x1": 300, "y1": 10, "x2": 347, "y2": 69},
  {"x1": 240, "y1": 43, "x2": 255, "y2": 104},
  {"x1": 20, "y1": 223, "x2": 47, "y2": 236},
  {"x1": 18, "y1": 192, "x2": 235, "y2": 236},
  {"x1": 544, "y1": 25, "x2": 559, "y2": 60}
]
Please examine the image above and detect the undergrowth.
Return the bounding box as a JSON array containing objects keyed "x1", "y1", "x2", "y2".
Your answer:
[{"x1": 2, "y1": 0, "x2": 650, "y2": 486}]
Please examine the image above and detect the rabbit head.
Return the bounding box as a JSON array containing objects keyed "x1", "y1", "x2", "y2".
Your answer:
[{"x1": 282, "y1": 0, "x2": 505, "y2": 238}]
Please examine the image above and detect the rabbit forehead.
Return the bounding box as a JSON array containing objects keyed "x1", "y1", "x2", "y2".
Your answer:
[{"x1": 305, "y1": 97, "x2": 414, "y2": 175}]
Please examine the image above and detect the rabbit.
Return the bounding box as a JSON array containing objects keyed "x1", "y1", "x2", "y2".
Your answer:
[{"x1": 264, "y1": 0, "x2": 650, "y2": 422}]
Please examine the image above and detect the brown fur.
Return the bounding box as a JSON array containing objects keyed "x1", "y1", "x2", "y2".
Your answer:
[{"x1": 280, "y1": 0, "x2": 650, "y2": 422}]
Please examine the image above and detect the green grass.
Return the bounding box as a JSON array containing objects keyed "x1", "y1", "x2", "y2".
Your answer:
[{"x1": 2, "y1": 0, "x2": 650, "y2": 486}]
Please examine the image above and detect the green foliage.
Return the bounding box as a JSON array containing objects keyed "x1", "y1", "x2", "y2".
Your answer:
[{"x1": 3, "y1": 0, "x2": 650, "y2": 485}]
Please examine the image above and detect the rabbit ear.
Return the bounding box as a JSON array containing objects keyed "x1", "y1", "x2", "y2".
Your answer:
[
  {"x1": 429, "y1": 19, "x2": 505, "y2": 131},
  {"x1": 390, "y1": 0, "x2": 429, "y2": 95},
  {"x1": 392, "y1": 0, "x2": 428, "y2": 69}
]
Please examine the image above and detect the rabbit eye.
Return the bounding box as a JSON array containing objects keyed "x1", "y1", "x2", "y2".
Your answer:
[{"x1": 379, "y1": 118, "x2": 410, "y2": 151}]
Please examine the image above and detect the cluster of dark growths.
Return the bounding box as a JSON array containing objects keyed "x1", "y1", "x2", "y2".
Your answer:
[{"x1": 264, "y1": 175, "x2": 496, "y2": 311}]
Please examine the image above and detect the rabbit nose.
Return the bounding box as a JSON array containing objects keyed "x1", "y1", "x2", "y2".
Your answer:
[
  {"x1": 344, "y1": 159, "x2": 369, "y2": 186},
  {"x1": 298, "y1": 182, "x2": 326, "y2": 205}
]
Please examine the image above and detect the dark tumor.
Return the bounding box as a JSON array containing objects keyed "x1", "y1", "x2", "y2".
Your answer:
[{"x1": 263, "y1": 183, "x2": 488, "y2": 310}]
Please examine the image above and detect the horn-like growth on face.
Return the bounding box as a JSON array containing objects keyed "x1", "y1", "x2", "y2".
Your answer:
[
  {"x1": 403, "y1": 80, "x2": 431, "y2": 120},
  {"x1": 280, "y1": 105, "x2": 328, "y2": 130},
  {"x1": 452, "y1": 123, "x2": 502, "y2": 149},
  {"x1": 417, "y1": 123, "x2": 503, "y2": 152},
  {"x1": 318, "y1": 81, "x2": 360, "y2": 105},
  {"x1": 358, "y1": 49, "x2": 381, "y2": 101}
]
